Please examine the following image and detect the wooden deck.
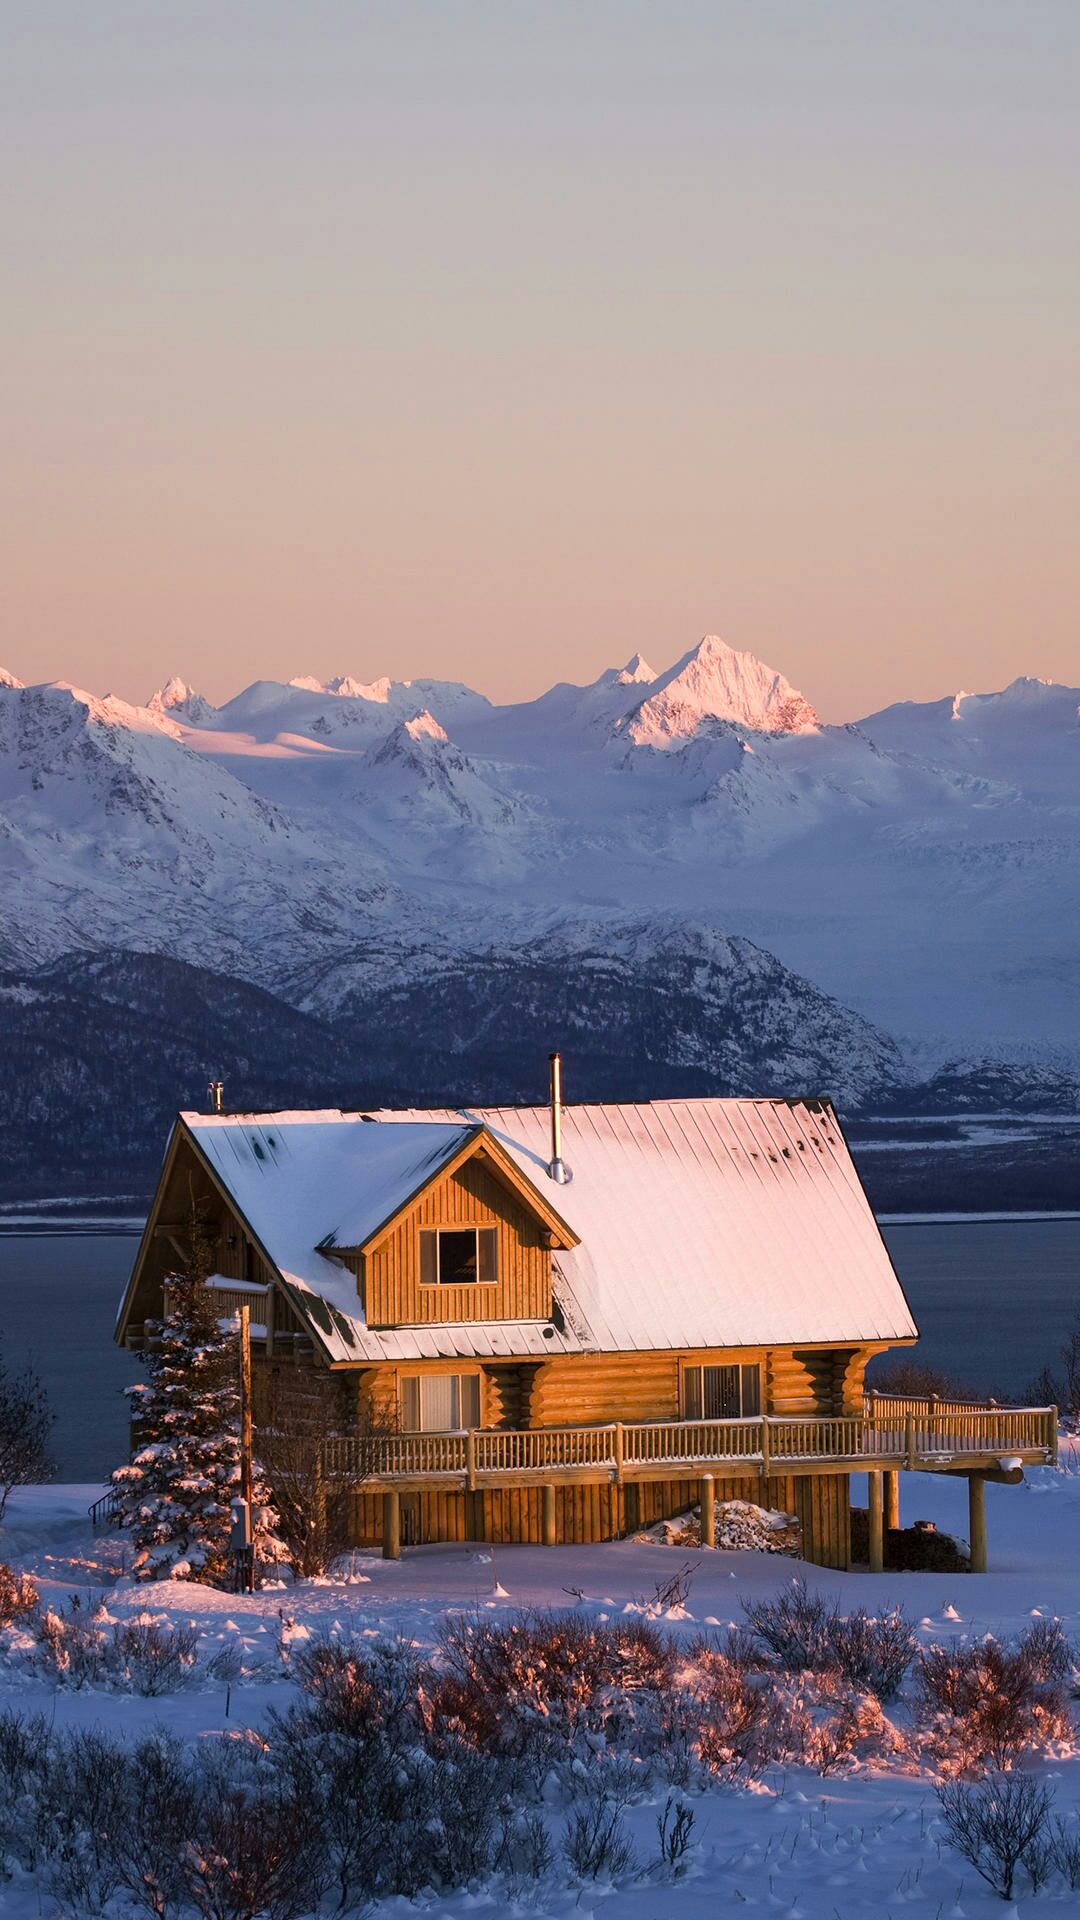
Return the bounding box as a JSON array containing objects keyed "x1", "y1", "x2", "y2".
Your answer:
[{"x1": 321, "y1": 1396, "x2": 1058, "y2": 1492}]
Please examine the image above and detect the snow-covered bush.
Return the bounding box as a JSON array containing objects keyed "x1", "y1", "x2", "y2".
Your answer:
[
  {"x1": 0, "y1": 1561, "x2": 38, "y2": 1626},
  {"x1": 741, "y1": 1580, "x2": 916, "y2": 1698},
  {"x1": 936, "y1": 1772, "x2": 1055, "y2": 1901},
  {"x1": 31, "y1": 1596, "x2": 200, "y2": 1694},
  {"x1": 916, "y1": 1621, "x2": 1074, "y2": 1774},
  {"x1": 110, "y1": 1200, "x2": 284, "y2": 1586},
  {"x1": 281, "y1": 1631, "x2": 423, "y2": 1742},
  {"x1": 435, "y1": 1607, "x2": 676, "y2": 1759}
]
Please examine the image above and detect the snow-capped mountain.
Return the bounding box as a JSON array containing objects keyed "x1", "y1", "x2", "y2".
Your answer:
[
  {"x1": 615, "y1": 634, "x2": 818, "y2": 748},
  {"x1": 1, "y1": 636, "x2": 1078, "y2": 1102}
]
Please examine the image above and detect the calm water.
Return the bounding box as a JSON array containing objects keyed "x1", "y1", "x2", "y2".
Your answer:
[{"x1": 0, "y1": 1221, "x2": 1077, "y2": 1480}]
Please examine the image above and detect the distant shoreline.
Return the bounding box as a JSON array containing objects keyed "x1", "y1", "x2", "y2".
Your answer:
[{"x1": 2, "y1": 1208, "x2": 1080, "y2": 1238}]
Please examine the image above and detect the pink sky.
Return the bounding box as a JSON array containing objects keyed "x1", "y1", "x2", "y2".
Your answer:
[{"x1": 2, "y1": 4, "x2": 1078, "y2": 720}]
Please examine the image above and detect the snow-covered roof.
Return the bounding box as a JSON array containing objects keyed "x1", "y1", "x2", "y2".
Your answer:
[{"x1": 180, "y1": 1098, "x2": 916, "y2": 1364}]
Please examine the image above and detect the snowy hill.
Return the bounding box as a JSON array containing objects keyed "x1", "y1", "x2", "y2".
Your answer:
[{"x1": 1, "y1": 638, "x2": 1079, "y2": 1138}]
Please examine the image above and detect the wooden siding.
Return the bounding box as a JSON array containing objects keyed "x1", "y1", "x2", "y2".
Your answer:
[
  {"x1": 363, "y1": 1154, "x2": 552, "y2": 1327},
  {"x1": 793, "y1": 1472, "x2": 851, "y2": 1570},
  {"x1": 345, "y1": 1473, "x2": 800, "y2": 1549}
]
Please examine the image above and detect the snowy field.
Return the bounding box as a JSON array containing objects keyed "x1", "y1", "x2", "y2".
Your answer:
[{"x1": 2, "y1": 1455, "x2": 1080, "y2": 1918}]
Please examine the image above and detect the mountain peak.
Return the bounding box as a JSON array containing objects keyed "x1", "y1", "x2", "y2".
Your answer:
[
  {"x1": 401, "y1": 709, "x2": 448, "y2": 744},
  {"x1": 0, "y1": 668, "x2": 24, "y2": 691},
  {"x1": 617, "y1": 634, "x2": 817, "y2": 747},
  {"x1": 607, "y1": 652, "x2": 657, "y2": 687},
  {"x1": 148, "y1": 676, "x2": 216, "y2": 725}
]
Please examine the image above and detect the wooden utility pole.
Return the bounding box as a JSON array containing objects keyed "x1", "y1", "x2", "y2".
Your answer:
[{"x1": 239, "y1": 1303, "x2": 254, "y2": 1591}]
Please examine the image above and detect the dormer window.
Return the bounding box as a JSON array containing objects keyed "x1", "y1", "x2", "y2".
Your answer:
[{"x1": 419, "y1": 1227, "x2": 498, "y2": 1287}]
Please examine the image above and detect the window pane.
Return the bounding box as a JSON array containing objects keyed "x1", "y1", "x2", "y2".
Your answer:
[
  {"x1": 422, "y1": 1374, "x2": 455, "y2": 1430},
  {"x1": 684, "y1": 1367, "x2": 702, "y2": 1420},
  {"x1": 740, "y1": 1365, "x2": 761, "y2": 1417},
  {"x1": 401, "y1": 1377, "x2": 420, "y2": 1430},
  {"x1": 438, "y1": 1229, "x2": 478, "y2": 1285},
  {"x1": 702, "y1": 1366, "x2": 740, "y2": 1419},
  {"x1": 477, "y1": 1228, "x2": 498, "y2": 1284}
]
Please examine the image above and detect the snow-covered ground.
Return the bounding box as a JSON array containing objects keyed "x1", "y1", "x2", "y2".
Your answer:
[{"x1": 3, "y1": 1452, "x2": 1080, "y2": 1917}]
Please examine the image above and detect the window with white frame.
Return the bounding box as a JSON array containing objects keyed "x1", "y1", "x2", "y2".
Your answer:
[
  {"x1": 400, "y1": 1372, "x2": 481, "y2": 1432},
  {"x1": 683, "y1": 1363, "x2": 761, "y2": 1421},
  {"x1": 419, "y1": 1227, "x2": 498, "y2": 1286}
]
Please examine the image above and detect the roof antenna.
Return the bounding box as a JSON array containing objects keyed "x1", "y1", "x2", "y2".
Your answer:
[
  {"x1": 548, "y1": 1052, "x2": 567, "y2": 1184},
  {"x1": 208, "y1": 1079, "x2": 224, "y2": 1115}
]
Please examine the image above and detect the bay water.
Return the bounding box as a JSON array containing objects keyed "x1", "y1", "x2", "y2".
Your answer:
[{"x1": 0, "y1": 1221, "x2": 1077, "y2": 1482}]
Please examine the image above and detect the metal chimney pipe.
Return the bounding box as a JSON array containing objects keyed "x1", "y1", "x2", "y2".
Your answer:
[{"x1": 548, "y1": 1051, "x2": 566, "y2": 1183}]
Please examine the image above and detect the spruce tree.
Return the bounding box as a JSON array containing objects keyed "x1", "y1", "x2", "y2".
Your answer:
[{"x1": 112, "y1": 1194, "x2": 284, "y2": 1584}]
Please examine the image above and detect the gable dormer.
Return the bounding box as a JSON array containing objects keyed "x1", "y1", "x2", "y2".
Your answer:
[{"x1": 330, "y1": 1126, "x2": 578, "y2": 1330}]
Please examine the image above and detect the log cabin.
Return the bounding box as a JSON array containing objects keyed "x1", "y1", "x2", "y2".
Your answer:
[{"x1": 116, "y1": 1072, "x2": 1057, "y2": 1570}]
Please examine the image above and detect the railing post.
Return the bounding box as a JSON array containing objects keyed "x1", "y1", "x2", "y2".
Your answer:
[
  {"x1": 905, "y1": 1411, "x2": 916, "y2": 1470},
  {"x1": 613, "y1": 1421, "x2": 624, "y2": 1484},
  {"x1": 466, "y1": 1427, "x2": 477, "y2": 1492},
  {"x1": 760, "y1": 1414, "x2": 771, "y2": 1480}
]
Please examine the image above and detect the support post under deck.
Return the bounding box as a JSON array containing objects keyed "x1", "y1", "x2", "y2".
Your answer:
[
  {"x1": 382, "y1": 1490, "x2": 401, "y2": 1561},
  {"x1": 968, "y1": 1473, "x2": 987, "y2": 1574},
  {"x1": 699, "y1": 1474, "x2": 716, "y2": 1548},
  {"x1": 883, "y1": 1470, "x2": 900, "y2": 1533},
  {"x1": 541, "y1": 1483, "x2": 557, "y2": 1547},
  {"x1": 868, "y1": 1470, "x2": 884, "y2": 1572}
]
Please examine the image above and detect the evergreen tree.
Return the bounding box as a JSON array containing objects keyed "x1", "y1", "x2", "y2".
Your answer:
[{"x1": 111, "y1": 1194, "x2": 284, "y2": 1584}]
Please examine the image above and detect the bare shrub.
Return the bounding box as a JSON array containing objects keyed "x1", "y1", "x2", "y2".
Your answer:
[
  {"x1": 496, "y1": 1809, "x2": 554, "y2": 1882},
  {"x1": 916, "y1": 1623, "x2": 1074, "y2": 1774},
  {"x1": 256, "y1": 1370, "x2": 398, "y2": 1578},
  {"x1": 656, "y1": 1796, "x2": 696, "y2": 1873},
  {"x1": 0, "y1": 1708, "x2": 53, "y2": 1873},
  {"x1": 936, "y1": 1772, "x2": 1054, "y2": 1901},
  {"x1": 178, "y1": 1743, "x2": 319, "y2": 1920},
  {"x1": 649, "y1": 1560, "x2": 696, "y2": 1611},
  {"x1": 0, "y1": 1561, "x2": 38, "y2": 1626},
  {"x1": 110, "y1": 1617, "x2": 198, "y2": 1695},
  {"x1": 1050, "y1": 1817, "x2": 1080, "y2": 1890},
  {"x1": 0, "y1": 1349, "x2": 53, "y2": 1519},
  {"x1": 107, "y1": 1730, "x2": 198, "y2": 1920},
  {"x1": 39, "y1": 1727, "x2": 130, "y2": 1916},
  {"x1": 563, "y1": 1764, "x2": 637, "y2": 1880},
  {"x1": 741, "y1": 1581, "x2": 916, "y2": 1698},
  {"x1": 871, "y1": 1359, "x2": 983, "y2": 1400}
]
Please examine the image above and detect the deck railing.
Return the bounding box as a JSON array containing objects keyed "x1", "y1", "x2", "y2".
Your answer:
[{"x1": 322, "y1": 1400, "x2": 1058, "y2": 1488}]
